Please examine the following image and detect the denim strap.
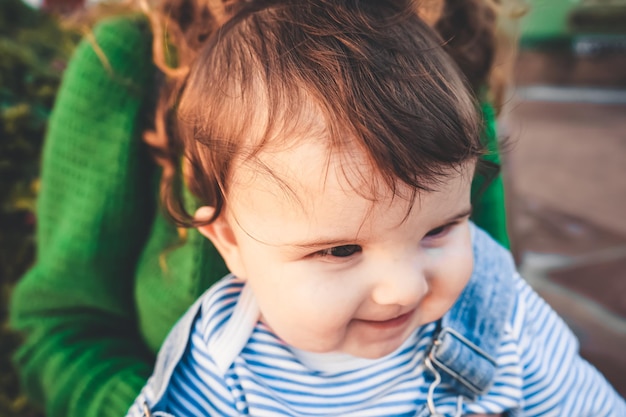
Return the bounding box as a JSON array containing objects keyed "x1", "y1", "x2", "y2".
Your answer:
[{"x1": 427, "y1": 224, "x2": 517, "y2": 400}]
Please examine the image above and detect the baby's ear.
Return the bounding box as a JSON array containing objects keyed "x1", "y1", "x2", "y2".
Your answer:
[{"x1": 195, "y1": 206, "x2": 247, "y2": 279}]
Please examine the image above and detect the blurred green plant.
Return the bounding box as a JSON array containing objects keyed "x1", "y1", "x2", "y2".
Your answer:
[{"x1": 0, "y1": 0, "x2": 78, "y2": 415}]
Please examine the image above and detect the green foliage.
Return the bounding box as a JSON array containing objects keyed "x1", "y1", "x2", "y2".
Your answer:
[{"x1": 0, "y1": 0, "x2": 78, "y2": 415}]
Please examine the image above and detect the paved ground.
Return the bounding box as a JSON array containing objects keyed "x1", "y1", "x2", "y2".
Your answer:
[{"x1": 503, "y1": 49, "x2": 626, "y2": 396}]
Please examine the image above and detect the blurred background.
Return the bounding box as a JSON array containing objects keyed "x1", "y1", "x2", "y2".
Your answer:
[
  {"x1": 0, "y1": 0, "x2": 625, "y2": 415},
  {"x1": 504, "y1": 0, "x2": 626, "y2": 402}
]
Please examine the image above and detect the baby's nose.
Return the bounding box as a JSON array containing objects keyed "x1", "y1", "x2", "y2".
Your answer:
[{"x1": 370, "y1": 260, "x2": 427, "y2": 307}]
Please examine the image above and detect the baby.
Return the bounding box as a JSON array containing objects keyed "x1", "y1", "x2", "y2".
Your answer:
[{"x1": 128, "y1": 0, "x2": 626, "y2": 415}]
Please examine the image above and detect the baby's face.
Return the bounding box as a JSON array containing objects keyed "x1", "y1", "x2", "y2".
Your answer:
[{"x1": 199, "y1": 139, "x2": 475, "y2": 359}]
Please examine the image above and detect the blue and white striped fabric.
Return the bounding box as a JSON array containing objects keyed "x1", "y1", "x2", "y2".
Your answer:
[{"x1": 128, "y1": 274, "x2": 626, "y2": 417}]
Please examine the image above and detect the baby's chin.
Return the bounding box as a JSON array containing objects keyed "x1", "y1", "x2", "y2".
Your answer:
[
  {"x1": 266, "y1": 320, "x2": 417, "y2": 359},
  {"x1": 345, "y1": 341, "x2": 407, "y2": 360},
  {"x1": 339, "y1": 331, "x2": 417, "y2": 360},
  {"x1": 294, "y1": 341, "x2": 405, "y2": 360}
]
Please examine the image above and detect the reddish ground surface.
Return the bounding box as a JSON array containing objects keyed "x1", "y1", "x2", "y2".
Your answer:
[{"x1": 505, "y1": 49, "x2": 626, "y2": 396}]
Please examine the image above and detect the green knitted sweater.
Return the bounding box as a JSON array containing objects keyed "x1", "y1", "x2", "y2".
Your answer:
[{"x1": 9, "y1": 16, "x2": 508, "y2": 417}]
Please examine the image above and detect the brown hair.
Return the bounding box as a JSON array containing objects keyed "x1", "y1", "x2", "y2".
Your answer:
[
  {"x1": 435, "y1": 0, "x2": 497, "y2": 94},
  {"x1": 163, "y1": 0, "x2": 484, "y2": 226},
  {"x1": 131, "y1": 0, "x2": 512, "y2": 219}
]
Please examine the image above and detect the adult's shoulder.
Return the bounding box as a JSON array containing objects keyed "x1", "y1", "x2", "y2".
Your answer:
[
  {"x1": 63, "y1": 14, "x2": 155, "y2": 98},
  {"x1": 91, "y1": 14, "x2": 153, "y2": 58}
]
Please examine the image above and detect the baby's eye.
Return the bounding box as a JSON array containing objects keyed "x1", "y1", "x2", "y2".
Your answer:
[
  {"x1": 317, "y1": 244, "x2": 362, "y2": 258},
  {"x1": 424, "y1": 224, "x2": 450, "y2": 238}
]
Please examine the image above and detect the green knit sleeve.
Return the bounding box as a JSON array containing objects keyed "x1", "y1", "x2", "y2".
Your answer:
[
  {"x1": 470, "y1": 102, "x2": 510, "y2": 248},
  {"x1": 9, "y1": 16, "x2": 157, "y2": 417}
]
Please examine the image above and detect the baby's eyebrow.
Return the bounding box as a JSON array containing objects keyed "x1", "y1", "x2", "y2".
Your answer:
[
  {"x1": 287, "y1": 206, "x2": 473, "y2": 250},
  {"x1": 290, "y1": 237, "x2": 359, "y2": 250},
  {"x1": 446, "y1": 207, "x2": 473, "y2": 223}
]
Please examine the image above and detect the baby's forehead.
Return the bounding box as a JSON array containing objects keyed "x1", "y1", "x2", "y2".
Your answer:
[
  {"x1": 224, "y1": 140, "x2": 475, "y2": 248},
  {"x1": 226, "y1": 141, "x2": 415, "y2": 242},
  {"x1": 231, "y1": 136, "x2": 398, "y2": 208},
  {"x1": 223, "y1": 100, "x2": 477, "y2": 218}
]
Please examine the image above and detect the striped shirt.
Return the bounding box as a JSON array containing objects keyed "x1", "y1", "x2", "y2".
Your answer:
[{"x1": 128, "y1": 274, "x2": 626, "y2": 417}]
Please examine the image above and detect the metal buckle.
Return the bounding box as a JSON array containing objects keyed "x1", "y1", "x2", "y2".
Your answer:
[{"x1": 428, "y1": 327, "x2": 496, "y2": 396}]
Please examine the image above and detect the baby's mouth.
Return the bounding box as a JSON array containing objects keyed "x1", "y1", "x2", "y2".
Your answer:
[{"x1": 359, "y1": 309, "x2": 415, "y2": 329}]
